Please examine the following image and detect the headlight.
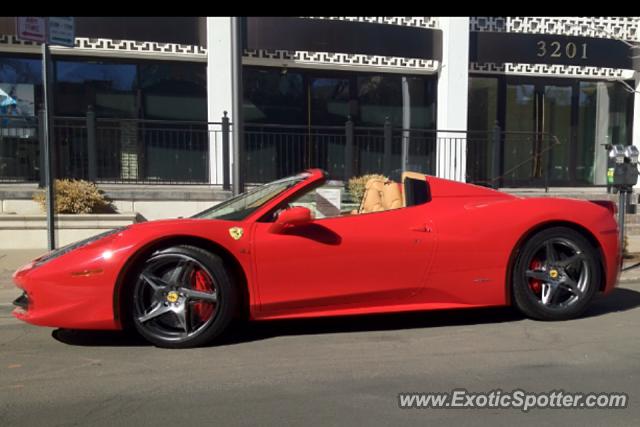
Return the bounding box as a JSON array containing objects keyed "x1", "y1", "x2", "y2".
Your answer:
[{"x1": 33, "y1": 227, "x2": 127, "y2": 268}]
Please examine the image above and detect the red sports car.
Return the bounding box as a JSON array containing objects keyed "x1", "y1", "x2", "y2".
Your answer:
[{"x1": 12, "y1": 169, "x2": 620, "y2": 348}]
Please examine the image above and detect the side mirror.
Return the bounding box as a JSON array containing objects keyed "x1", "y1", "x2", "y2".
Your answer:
[{"x1": 269, "y1": 206, "x2": 313, "y2": 233}]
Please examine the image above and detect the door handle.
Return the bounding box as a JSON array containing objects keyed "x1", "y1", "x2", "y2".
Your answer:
[{"x1": 410, "y1": 224, "x2": 431, "y2": 233}]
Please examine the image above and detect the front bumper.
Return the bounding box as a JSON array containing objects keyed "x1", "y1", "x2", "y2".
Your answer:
[
  {"x1": 12, "y1": 292, "x2": 29, "y2": 310},
  {"x1": 11, "y1": 247, "x2": 124, "y2": 330}
]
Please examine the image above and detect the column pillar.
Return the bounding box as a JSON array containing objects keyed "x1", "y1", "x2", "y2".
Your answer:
[
  {"x1": 207, "y1": 17, "x2": 234, "y2": 185},
  {"x1": 633, "y1": 73, "x2": 640, "y2": 189},
  {"x1": 436, "y1": 17, "x2": 470, "y2": 181}
]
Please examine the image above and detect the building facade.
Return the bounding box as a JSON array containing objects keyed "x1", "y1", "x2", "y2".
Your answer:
[{"x1": 1, "y1": 16, "x2": 639, "y2": 193}]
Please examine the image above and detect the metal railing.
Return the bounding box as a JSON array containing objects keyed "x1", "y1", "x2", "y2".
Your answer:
[
  {"x1": 0, "y1": 110, "x2": 562, "y2": 189},
  {"x1": 0, "y1": 110, "x2": 229, "y2": 186},
  {"x1": 0, "y1": 115, "x2": 39, "y2": 182},
  {"x1": 245, "y1": 119, "x2": 561, "y2": 190}
]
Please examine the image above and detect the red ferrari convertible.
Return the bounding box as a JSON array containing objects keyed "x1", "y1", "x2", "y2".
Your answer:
[{"x1": 12, "y1": 169, "x2": 620, "y2": 348}]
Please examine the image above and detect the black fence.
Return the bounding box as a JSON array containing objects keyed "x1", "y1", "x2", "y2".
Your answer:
[
  {"x1": 0, "y1": 110, "x2": 226, "y2": 186},
  {"x1": 246, "y1": 119, "x2": 561, "y2": 189},
  {"x1": 0, "y1": 111, "x2": 561, "y2": 189}
]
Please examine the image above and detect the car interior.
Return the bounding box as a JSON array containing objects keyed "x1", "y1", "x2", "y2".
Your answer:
[
  {"x1": 355, "y1": 172, "x2": 431, "y2": 214},
  {"x1": 265, "y1": 171, "x2": 432, "y2": 222}
]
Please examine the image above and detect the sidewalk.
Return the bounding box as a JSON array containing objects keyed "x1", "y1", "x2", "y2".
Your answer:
[{"x1": 0, "y1": 249, "x2": 46, "y2": 306}]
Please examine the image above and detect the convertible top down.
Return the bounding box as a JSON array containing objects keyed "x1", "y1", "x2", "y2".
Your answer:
[{"x1": 12, "y1": 169, "x2": 620, "y2": 347}]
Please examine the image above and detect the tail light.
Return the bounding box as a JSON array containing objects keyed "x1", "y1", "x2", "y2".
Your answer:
[{"x1": 591, "y1": 200, "x2": 617, "y2": 216}]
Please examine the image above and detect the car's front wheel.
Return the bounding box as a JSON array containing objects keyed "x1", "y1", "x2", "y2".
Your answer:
[
  {"x1": 131, "y1": 245, "x2": 238, "y2": 348},
  {"x1": 512, "y1": 227, "x2": 601, "y2": 321}
]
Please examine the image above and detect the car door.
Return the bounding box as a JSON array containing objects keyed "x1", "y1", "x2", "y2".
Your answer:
[{"x1": 251, "y1": 205, "x2": 436, "y2": 315}]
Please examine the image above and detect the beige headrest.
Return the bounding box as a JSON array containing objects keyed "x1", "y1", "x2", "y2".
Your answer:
[
  {"x1": 382, "y1": 182, "x2": 403, "y2": 210},
  {"x1": 359, "y1": 178, "x2": 403, "y2": 213}
]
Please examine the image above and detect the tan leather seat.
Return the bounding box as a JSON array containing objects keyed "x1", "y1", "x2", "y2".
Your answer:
[
  {"x1": 382, "y1": 181, "x2": 403, "y2": 210},
  {"x1": 359, "y1": 178, "x2": 385, "y2": 213},
  {"x1": 358, "y1": 178, "x2": 403, "y2": 214}
]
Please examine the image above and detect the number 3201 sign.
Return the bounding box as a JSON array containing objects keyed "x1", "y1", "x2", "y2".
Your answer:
[{"x1": 537, "y1": 40, "x2": 588, "y2": 60}]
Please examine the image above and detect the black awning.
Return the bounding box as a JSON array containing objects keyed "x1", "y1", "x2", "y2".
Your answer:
[{"x1": 244, "y1": 17, "x2": 443, "y2": 61}]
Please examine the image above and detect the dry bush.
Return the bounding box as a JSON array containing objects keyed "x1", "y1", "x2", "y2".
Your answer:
[
  {"x1": 347, "y1": 174, "x2": 389, "y2": 204},
  {"x1": 624, "y1": 234, "x2": 630, "y2": 258},
  {"x1": 34, "y1": 179, "x2": 111, "y2": 214}
]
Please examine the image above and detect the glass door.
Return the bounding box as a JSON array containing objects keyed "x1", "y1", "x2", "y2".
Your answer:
[
  {"x1": 543, "y1": 84, "x2": 573, "y2": 183},
  {"x1": 504, "y1": 79, "x2": 575, "y2": 186},
  {"x1": 504, "y1": 82, "x2": 537, "y2": 184}
]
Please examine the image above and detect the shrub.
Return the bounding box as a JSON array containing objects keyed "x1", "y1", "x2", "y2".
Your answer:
[
  {"x1": 34, "y1": 179, "x2": 111, "y2": 214},
  {"x1": 347, "y1": 174, "x2": 389, "y2": 204},
  {"x1": 624, "y1": 234, "x2": 630, "y2": 258}
]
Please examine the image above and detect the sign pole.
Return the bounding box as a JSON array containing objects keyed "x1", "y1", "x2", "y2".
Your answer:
[
  {"x1": 17, "y1": 17, "x2": 74, "y2": 251},
  {"x1": 41, "y1": 41, "x2": 56, "y2": 250}
]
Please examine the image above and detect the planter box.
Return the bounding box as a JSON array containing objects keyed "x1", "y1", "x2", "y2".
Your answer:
[{"x1": 0, "y1": 213, "x2": 142, "y2": 249}]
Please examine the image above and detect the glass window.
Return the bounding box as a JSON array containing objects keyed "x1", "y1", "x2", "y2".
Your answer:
[
  {"x1": 577, "y1": 81, "x2": 634, "y2": 185},
  {"x1": 0, "y1": 56, "x2": 41, "y2": 181},
  {"x1": 358, "y1": 75, "x2": 402, "y2": 126},
  {"x1": 139, "y1": 62, "x2": 207, "y2": 121},
  {"x1": 243, "y1": 68, "x2": 305, "y2": 124},
  {"x1": 54, "y1": 60, "x2": 138, "y2": 117},
  {"x1": 243, "y1": 67, "x2": 437, "y2": 130},
  {"x1": 404, "y1": 76, "x2": 436, "y2": 130},
  {"x1": 357, "y1": 75, "x2": 435, "y2": 129},
  {"x1": 309, "y1": 77, "x2": 350, "y2": 126},
  {"x1": 193, "y1": 173, "x2": 310, "y2": 221},
  {"x1": 0, "y1": 57, "x2": 42, "y2": 85},
  {"x1": 467, "y1": 77, "x2": 498, "y2": 184},
  {"x1": 0, "y1": 57, "x2": 41, "y2": 118},
  {"x1": 468, "y1": 77, "x2": 498, "y2": 132}
]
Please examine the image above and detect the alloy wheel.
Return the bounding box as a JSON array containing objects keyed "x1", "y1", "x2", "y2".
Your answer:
[
  {"x1": 133, "y1": 253, "x2": 219, "y2": 341},
  {"x1": 524, "y1": 238, "x2": 590, "y2": 309}
]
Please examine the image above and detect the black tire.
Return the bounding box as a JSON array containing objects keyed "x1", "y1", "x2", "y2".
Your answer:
[
  {"x1": 512, "y1": 227, "x2": 601, "y2": 321},
  {"x1": 130, "y1": 245, "x2": 238, "y2": 348}
]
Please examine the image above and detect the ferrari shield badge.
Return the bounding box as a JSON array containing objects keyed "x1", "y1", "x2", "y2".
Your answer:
[{"x1": 229, "y1": 227, "x2": 244, "y2": 240}]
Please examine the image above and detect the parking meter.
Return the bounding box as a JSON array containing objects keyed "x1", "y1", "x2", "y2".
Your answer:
[{"x1": 606, "y1": 144, "x2": 639, "y2": 263}]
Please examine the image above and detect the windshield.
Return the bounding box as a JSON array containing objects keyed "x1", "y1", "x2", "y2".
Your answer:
[{"x1": 192, "y1": 173, "x2": 310, "y2": 221}]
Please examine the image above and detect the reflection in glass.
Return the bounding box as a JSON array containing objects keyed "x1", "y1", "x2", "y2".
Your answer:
[
  {"x1": 242, "y1": 67, "x2": 437, "y2": 182},
  {"x1": 139, "y1": 62, "x2": 206, "y2": 121},
  {"x1": 358, "y1": 75, "x2": 402, "y2": 126},
  {"x1": 0, "y1": 57, "x2": 42, "y2": 182},
  {"x1": 467, "y1": 77, "x2": 498, "y2": 184},
  {"x1": 243, "y1": 68, "x2": 305, "y2": 124},
  {"x1": 544, "y1": 85, "x2": 572, "y2": 182},
  {"x1": 357, "y1": 74, "x2": 436, "y2": 175},
  {"x1": 577, "y1": 81, "x2": 633, "y2": 185},
  {"x1": 55, "y1": 60, "x2": 138, "y2": 117},
  {"x1": 357, "y1": 75, "x2": 435, "y2": 129},
  {"x1": 243, "y1": 68, "x2": 306, "y2": 182},
  {"x1": 504, "y1": 83, "x2": 536, "y2": 182},
  {"x1": 310, "y1": 78, "x2": 350, "y2": 126}
]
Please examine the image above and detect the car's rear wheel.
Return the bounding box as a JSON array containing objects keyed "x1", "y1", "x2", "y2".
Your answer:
[
  {"x1": 131, "y1": 245, "x2": 238, "y2": 348},
  {"x1": 512, "y1": 227, "x2": 601, "y2": 321}
]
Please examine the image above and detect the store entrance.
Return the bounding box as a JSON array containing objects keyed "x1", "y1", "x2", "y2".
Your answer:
[
  {"x1": 504, "y1": 78, "x2": 574, "y2": 186},
  {"x1": 469, "y1": 74, "x2": 634, "y2": 188}
]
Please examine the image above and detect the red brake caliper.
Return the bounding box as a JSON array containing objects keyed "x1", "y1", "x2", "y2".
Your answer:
[
  {"x1": 191, "y1": 269, "x2": 215, "y2": 321},
  {"x1": 529, "y1": 259, "x2": 543, "y2": 294}
]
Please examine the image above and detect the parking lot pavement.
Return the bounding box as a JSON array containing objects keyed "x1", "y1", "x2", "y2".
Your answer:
[{"x1": 1, "y1": 251, "x2": 640, "y2": 426}]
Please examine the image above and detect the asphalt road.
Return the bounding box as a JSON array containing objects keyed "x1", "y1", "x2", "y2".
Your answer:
[{"x1": 1, "y1": 265, "x2": 640, "y2": 426}]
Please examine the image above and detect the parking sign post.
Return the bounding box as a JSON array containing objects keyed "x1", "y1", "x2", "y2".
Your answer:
[
  {"x1": 16, "y1": 17, "x2": 75, "y2": 251},
  {"x1": 41, "y1": 42, "x2": 56, "y2": 250}
]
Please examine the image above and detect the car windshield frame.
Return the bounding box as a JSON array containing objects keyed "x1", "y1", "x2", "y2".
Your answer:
[{"x1": 191, "y1": 172, "x2": 311, "y2": 221}]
